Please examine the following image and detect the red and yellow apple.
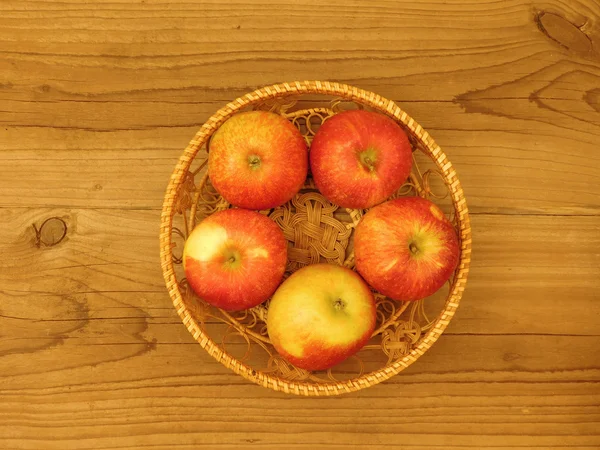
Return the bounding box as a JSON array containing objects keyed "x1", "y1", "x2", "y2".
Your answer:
[
  {"x1": 310, "y1": 109, "x2": 412, "y2": 209},
  {"x1": 354, "y1": 196, "x2": 459, "y2": 302},
  {"x1": 267, "y1": 264, "x2": 376, "y2": 371},
  {"x1": 183, "y1": 208, "x2": 287, "y2": 311},
  {"x1": 208, "y1": 111, "x2": 308, "y2": 210}
]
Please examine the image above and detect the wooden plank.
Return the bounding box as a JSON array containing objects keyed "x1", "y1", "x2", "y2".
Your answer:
[
  {"x1": 2, "y1": 313, "x2": 600, "y2": 382},
  {"x1": 0, "y1": 0, "x2": 597, "y2": 104},
  {"x1": 1, "y1": 97, "x2": 599, "y2": 214},
  {"x1": 1, "y1": 209, "x2": 599, "y2": 343},
  {"x1": 0, "y1": 334, "x2": 598, "y2": 449}
]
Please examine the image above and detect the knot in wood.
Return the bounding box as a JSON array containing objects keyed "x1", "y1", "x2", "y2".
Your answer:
[{"x1": 32, "y1": 217, "x2": 67, "y2": 248}]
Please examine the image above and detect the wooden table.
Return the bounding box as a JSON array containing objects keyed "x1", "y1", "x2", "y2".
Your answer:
[{"x1": 1, "y1": 1, "x2": 599, "y2": 448}]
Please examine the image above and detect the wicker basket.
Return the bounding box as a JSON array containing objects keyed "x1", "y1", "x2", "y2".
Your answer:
[{"x1": 160, "y1": 81, "x2": 471, "y2": 396}]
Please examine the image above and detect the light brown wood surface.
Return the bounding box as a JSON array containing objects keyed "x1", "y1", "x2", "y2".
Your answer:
[{"x1": 1, "y1": 0, "x2": 599, "y2": 448}]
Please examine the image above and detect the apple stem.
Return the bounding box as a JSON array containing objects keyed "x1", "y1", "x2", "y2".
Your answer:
[
  {"x1": 248, "y1": 155, "x2": 261, "y2": 170},
  {"x1": 358, "y1": 150, "x2": 377, "y2": 172},
  {"x1": 409, "y1": 243, "x2": 419, "y2": 254}
]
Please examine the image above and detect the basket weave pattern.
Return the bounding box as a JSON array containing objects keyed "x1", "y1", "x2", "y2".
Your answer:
[{"x1": 160, "y1": 81, "x2": 472, "y2": 396}]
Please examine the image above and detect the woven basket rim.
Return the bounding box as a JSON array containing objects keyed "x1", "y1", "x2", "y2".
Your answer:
[{"x1": 159, "y1": 80, "x2": 472, "y2": 396}]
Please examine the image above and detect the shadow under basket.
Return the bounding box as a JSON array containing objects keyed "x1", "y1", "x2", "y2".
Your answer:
[{"x1": 159, "y1": 81, "x2": 472, "y2": 396}]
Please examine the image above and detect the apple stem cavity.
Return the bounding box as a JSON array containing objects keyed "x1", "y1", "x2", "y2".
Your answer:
[
  {"x1": 409, "y1": 242, "x2": 419, "y2": 255},
  {"x1": 223, "y1": 248, "x2": 242, "y2": 269},
  {"x1": 247, "y1": 154, "x2": 262, "y2": 170},
  {"x1": 358, "y1": 148, "x2": 378, "y2": 173},
  {"x1": 333, "y1": 298, "x2": 346, "y2": 311}
]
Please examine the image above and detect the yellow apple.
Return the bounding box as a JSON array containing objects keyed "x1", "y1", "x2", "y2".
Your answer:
[{"x1": 267, "y1": 264, "x2": 376, "y2": 371}]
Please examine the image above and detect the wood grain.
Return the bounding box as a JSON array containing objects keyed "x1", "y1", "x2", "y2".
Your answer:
[
  {"x1": 2, "y1": 210, "x2": 599, "y2": 336},
  {"x1": 1, "y1": 0, "x2": 599, "y2": 448},
  {"x1": 1, "y1": 0, "x2": 599, "y2": 214},
  {"x1": 0, "y1": 339, "x2": 599, "y2": 449}
]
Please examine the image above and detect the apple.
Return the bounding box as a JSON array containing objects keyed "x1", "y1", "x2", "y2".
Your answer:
[
  {"x1": 267, "y1": 263, "x2": 376, "y2": 371},
  {"x1": 309, "y1": 109, "x2": 412, "y2": 209},
  {"x1": 208, "y1": 110, "x2": 308, "y2": 210},
  {"x1": 354, "y1": 196, "x2": 460, "y2": 302},
  {"x1": 183, "y1": 208, "x2": 287, "y2": 311}
]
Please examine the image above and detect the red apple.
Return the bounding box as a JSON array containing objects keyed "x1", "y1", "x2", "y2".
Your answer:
[
  {"x1": 310, "y1": 109, "x2": 412, "y2": 209},
  {"x1": 267, "y1": 264, "x2": 376, "y2": 371},
  {"x1": 183, "y1": 208, "x2": 287, "y2": 311},
  {"x1": 354, "y1": 196, "x2": 459, "y2": 302},
  {"x1": 208, "y1": 111, "x2": 308, "y2": 210}
]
